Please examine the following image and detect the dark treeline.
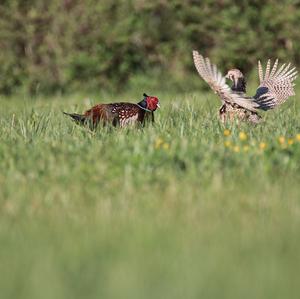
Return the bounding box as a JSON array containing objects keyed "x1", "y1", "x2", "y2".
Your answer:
[{"x1": 0, "y1": 0, "x2": 300, "y2": 95}]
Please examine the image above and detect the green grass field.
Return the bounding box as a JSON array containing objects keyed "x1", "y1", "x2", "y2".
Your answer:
[{"x1": 1, "y1": 89, "x2": 300, "y2": 299}]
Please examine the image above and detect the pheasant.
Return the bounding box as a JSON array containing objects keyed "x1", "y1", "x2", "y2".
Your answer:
[
  {"x1": 193, "y1": 51, "x2": 297, "y2": 124},
  {"x1": 64, "y1": 93, "x2": 160, "y2": 128}
]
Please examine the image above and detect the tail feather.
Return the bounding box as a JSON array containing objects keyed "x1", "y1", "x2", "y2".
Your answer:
[{"x1": 63, "y1": 112, "x2": 87, "y2": 125}]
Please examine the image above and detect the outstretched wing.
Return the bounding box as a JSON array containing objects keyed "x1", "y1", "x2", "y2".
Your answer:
[
  {"x1": 193, "y1": 51, "x2": 259, "y2": 112},
  {"x1": 254, "y1": 59, "x2": 297, "y2": 110}
]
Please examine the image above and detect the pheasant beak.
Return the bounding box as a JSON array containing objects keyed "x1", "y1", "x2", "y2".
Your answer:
[{"x1": 157, "y1": 102, "x2": 160, "y2": 109}]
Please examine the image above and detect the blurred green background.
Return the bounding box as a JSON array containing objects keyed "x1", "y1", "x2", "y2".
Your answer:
[{"x1": 1, "y1": 0, "x2": 300, "y2": 95}]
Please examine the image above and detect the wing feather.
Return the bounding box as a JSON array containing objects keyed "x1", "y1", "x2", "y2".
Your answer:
[
  {"x1": 264, "y1": 59, "x2": 271, "y2": 80},
  {"x1": 193, "y1": 51, "x2": 259, "y2": 112},
  {"x1": 258, "y1": 61, "x2": 264, "y2": 83},
  {"x1": 270, "y1": 59, "x2": 278, "y2": 78},
  {"x1": 254, "y1": 59, "x2": 297, "y2": 110}
]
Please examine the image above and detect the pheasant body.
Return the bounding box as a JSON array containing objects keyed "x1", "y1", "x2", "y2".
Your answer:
[
  {"x1": 193, "y1": 51, "x2": 297, "y2": 124},
  {"x1": 219, "y1": 103, "x2": 262, "y2": 124},
  {"x1": 64, "y1": 94, "x2": 159, "y2": 128}
]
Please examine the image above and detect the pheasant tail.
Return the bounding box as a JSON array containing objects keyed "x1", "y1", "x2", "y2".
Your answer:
[{"x1": 63, "y1": 112, "x2": 87, "y2": 125}]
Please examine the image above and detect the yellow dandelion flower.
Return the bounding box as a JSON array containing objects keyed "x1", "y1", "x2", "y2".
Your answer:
[
  {"x1": 224, "y1": 140, "x2": 232, "y2": 148},
  {"x1": 296, "y1": 134, "x2": 300, "y2": 141},
  {"x1": 154, "y1": 138, "x2": 164, "y2": 149},
  {"x1": 278, "y1": 136, "x2": 285, "y2": 145},
  {"x1": 243, "y1": 145, "x2": 250, "y2": 152},
  {"x1": 223, "y1": 129, "x2": 231, "y2": 137},
  {"x1": 162, "y1": 143, "x2": 170, "y2": 150},
  {"x1": 233, "y1": 146, "x2": 240, "y2": 153},
  {"x1": 288, "y1": 139, "x2": 294, "y2": 145},
  {"x1": 239, "y1": 132, "x2": 247, "y2": 141},
  {"x1": 259, "y1": 142, "x2": 267, "y2": 150}
]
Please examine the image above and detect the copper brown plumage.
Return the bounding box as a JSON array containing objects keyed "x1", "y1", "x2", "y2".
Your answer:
[
  {"x1": 193, "y1": 51, "x2": 297, "y2": 124},
  {"x1": 64, "y1": 93, "x2": 160, "y2": 128}
]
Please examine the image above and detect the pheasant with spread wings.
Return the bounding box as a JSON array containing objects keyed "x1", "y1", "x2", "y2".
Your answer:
[{"x1": 193, "y1": 51, "x2": 297, "y2": 124}]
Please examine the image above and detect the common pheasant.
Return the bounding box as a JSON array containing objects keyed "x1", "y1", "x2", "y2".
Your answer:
[
  {"x1": 193, "y1": 51, "x2": 297, "y2": 124},
  {"x1": 64, "y1": 93, "x2": 160, "y2": 128}
]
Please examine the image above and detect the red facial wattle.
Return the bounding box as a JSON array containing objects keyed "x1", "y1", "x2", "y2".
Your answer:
[{"x1": 146, "y1": 97, "x2": 160, "y2": 111}]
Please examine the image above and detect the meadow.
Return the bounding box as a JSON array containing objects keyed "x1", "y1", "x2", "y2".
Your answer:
[{"x1": 1, "y1": 87, "x2": 300, "y2": 299}]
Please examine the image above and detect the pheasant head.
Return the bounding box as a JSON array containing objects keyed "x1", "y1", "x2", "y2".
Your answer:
[
  {"x1": 225, "y1": 69, "x2": 246, "y2": 93},
  {"x1": 137, "y1": 93, "x2": 160, "y2": 111}
]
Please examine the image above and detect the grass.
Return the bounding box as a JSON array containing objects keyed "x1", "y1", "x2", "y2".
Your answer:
[{"x1": 1, "y1": 89, "x2": 300, "y2": 299}]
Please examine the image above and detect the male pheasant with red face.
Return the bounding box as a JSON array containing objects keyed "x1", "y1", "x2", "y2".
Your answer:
[
  {"x1": 193, "y1": 51, "x2": 297, "y2": 124},
  {"x1": 64, "y1": 93, "x2": 160, "y2": 128}
]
